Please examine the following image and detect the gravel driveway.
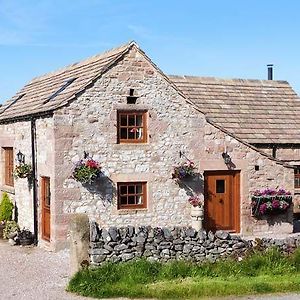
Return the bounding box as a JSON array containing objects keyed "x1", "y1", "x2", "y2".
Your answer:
[
  {"x1": 0, "y1": 240, "x2": 93, "y2": 300},
  {"x1": 0, "y1": 239, "x2": 299, "y2": 300}
]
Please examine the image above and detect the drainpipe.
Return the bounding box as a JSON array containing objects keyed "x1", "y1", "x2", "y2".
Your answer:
[{"x1": 31, "y1": 118, "x2": 38, "y2": 245}]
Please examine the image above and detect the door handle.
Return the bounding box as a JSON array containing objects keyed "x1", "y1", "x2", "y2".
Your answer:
[{"x1": 219, "y1": 199, "x2": 224, "y2": 204}]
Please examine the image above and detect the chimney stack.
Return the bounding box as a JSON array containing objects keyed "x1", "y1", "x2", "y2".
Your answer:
[{"x1": 267, "y1": 64, "x2": 273, "y2": 80}]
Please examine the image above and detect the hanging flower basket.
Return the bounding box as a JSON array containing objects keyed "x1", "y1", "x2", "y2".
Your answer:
[
  {"x1": 14, "y1": 163, "x2": 32, "y2": 179},
  {"x1": 251, "y1": 188, "x2": 292, "y2": 216},
  {"x1": 72, "y1": 158, "x2": 102, "y2": 184},
  {"x1": 172, "y1": 160, "x2": 197, "y2": 180}
]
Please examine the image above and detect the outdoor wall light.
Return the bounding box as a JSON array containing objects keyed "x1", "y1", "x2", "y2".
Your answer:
[
  {"x1": 222, "y1": 152, "x2": 232, "y2": 165},
  {"x1": 17, "y1": 150, "x2": 25, "y2": 164}
]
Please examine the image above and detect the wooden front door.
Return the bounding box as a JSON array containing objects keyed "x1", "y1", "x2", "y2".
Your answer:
[
  {"x1": 41, "y1": 177, "x2": 51, "y2": 241},
  {"x1": 204, "y1": 171, "x2": 240, "y2": 232}
]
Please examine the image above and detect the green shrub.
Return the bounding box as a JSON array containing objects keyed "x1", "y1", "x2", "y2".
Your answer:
[
  {"x1": 0, "y1": 192, "x2": 13, "y2": 222},
  {"x1": 3, "y1": 220, "x2": 19, "y2": 239}
]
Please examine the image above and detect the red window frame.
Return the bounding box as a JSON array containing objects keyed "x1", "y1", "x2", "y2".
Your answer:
[
  {"x1": 295, "y1": 168, "x2": 300, "y2": 188},
  {"x1": 117, "y1": 111, "x2": 147, "y2": 143},
  {"x1": 117, "y1": 182, "x2": 147, "y2": 209}
]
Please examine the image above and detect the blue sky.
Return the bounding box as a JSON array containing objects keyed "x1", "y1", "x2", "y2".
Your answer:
[{"x1": 1, "y1": 0, "x2": 300, "y2": 102}]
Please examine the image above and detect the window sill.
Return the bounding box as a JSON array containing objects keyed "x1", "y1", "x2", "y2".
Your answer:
[
  {"x1": 1, "y1": 185, "x2": 15, "y2": 195},
  {"x1": 113, "y1": 143, "x2": 150, "y2": 150},
  {"x1": 294, "y1": 188, "x2": 300, "y2": 195},
  {"x1": 117, "y1": 208, "x2": 148, "y2": 215}
]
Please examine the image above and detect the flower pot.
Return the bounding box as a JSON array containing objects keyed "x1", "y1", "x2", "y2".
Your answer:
[
  {"x1": 191, "y1": 206, "x2": 204, "y2": 231},
  {"x1": 19, "y1": 237, "x2": 33, "y2": 246}
]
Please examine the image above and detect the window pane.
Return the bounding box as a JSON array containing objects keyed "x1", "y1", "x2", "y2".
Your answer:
[
  {"x1": 128, "y1": 185, "x2": 135, "y2": 194},
  {"x1": 136, "y1": 184, "x2": 142, "y2": 194},
  {"x1": 120, "y1": 196, "x2": 127, "y2": 205},
  {"x1": 128, "y1": 115, "x2": 135, "y2": 126},
  {"x1": 120, "y1": 185, "x2": 127, "y2": 195},
  {"x1": 216, "y1": 179, "x2": 225, "y2": 193},
  {"x1": 120, "y1": 115, "x2": 127, "y2": 126},
  {"x1": 128, "y1": 196, "x2": 135, "y2": 204},
  {"x1": 136, "y1": 128, "x2": 143, "y2": 140},
  {"x1": 128, "y1": 129, "x2": 135, "y2": 139},
  {"x1": 136, "y1": 195, "x2": 143, "y2": 204},
  {"x1": 136, "y1": 115, "x2": 143, "y2": 126},
  {"x1": 120, "y1": 128, "x2": 127, "y2": 139}
]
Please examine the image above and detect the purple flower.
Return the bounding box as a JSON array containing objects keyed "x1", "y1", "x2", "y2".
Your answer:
[
  {"x1": 259, "y1": 203, "x2": 267, "y2": 214},
  {"x1": 272, "y1": 199, "x2": 280, "y2": 209}
]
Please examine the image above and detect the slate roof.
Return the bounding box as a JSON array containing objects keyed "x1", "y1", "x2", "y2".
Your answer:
[
  {"x1": 169, "y1": 75, "x2": 300, "y2": 144},
  {"x1": 0, "y1": 41, "x2": 136, "y2": 121}
]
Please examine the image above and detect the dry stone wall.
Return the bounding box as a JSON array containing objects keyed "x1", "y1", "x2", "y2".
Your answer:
[{"x1": 89, "y1": 222, "x2": 300, "y2": 265}]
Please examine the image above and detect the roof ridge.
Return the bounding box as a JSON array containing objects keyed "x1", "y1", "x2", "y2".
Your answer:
[
  {"x1": 28, "y1": 41, "x2": 136, "y2": 84},
  {"x1": 168, "y1": 74, "x2": 289, "y2": 85}
]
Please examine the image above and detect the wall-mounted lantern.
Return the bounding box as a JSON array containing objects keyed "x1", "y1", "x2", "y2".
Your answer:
[
  {"x1": 222, "y1": 152, "x2": 232, "y2": 165},
  {"x1": 16, "y1": 150, "x2": 25, "y2": 164}
]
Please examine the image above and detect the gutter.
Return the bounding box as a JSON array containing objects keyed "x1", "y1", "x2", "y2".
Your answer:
[{"x1": 31, "y1": 118, "x2": 38, "y2": 245}]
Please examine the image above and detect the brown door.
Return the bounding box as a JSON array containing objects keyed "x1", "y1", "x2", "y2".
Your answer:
[
  {"x1": 41, "y1": 177, "x2": 51, "y2": 241},
  {"x1": 204, "y1": 171, "x2": 240, "y2": 232}
]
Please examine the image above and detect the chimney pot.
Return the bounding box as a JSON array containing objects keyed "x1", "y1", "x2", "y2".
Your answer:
[{"x1": 267, "y1": 64, "x2": 273, "y2": 80}]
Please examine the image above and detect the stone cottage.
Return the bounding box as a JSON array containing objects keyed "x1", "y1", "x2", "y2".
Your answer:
[{"x1": 0, "y1": 41, "x2": 299, "y2": 250}]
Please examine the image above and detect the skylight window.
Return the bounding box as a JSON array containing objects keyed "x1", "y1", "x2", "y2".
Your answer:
[
  {"x1": 44, "y1": 77, "x2": 76, "y2": 104},
  {"x1": 0, "y1": 93, "x2": 25, "y2": 115}
]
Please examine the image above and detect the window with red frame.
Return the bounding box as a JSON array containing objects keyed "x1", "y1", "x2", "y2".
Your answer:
[
  {"x1": 295, "y1": 167, "x2": 300, "y2": 188},
  {"x1": 117, "y1": 182, "x2": 147, "y2": 209},
  {"x1": 117, "y1": 111, "x2": 147, "y2": 143}
]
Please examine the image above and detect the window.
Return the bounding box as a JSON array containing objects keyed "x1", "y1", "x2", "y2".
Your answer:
[
  {"x1": 216, "y1": 179, "x2": 225, "y2": 193},
  {"x1": 117, "y1": 182, "x2": 147, "y2": 209},
  {"x1": 3, "y1": 147, "x2": 14, "y2": 187},
  {"x1": 117, "y1": 111, "x2": 147, "y2": 143},
  {"x1": 295, "y1": 168, "x2": 300, "y2": 188}
]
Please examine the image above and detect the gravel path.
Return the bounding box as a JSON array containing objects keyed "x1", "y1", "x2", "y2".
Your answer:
[
  {"x1": 0, "y1": 239, "x2": 299, "y2": 300},
  {"x1": 0, "y1": 240, "x2": 93, "y2": 300}
]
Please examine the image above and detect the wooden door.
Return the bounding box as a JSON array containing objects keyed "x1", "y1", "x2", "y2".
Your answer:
[
  {"x1": 41, "y1": 177, "x2": 51, "y2": 241},
  {"x1": 204, "y1": 171, "x2": 240, "y2": 232}
]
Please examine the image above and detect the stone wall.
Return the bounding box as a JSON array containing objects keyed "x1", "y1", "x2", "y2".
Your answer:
[
  {"x1": 89, "y1": 223, "x2": 300, "y2": 265},
  {"x1": 52, "y1": 45, "x2": 294, "y2": 250},
  {"x1": 0, "y1": 117, "x2": 55, "y2": 242}
]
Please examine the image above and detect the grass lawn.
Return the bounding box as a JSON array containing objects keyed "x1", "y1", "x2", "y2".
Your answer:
[{"x1": 67, "y1": 248, "x2": 300, "y2": 299}]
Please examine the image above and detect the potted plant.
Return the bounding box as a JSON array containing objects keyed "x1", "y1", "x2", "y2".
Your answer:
[
  {"x1": 251, "y1": 188, "x2": 292, "y2": 216},
  {"x1": 3, "y1": 220, "x2": 19, "y2": 240},
  {"x1": 18, "y1": 228, "x2": 34, "y2": 246},
  {"x1": 0, "y1": 192, "x2": 14, "y2": 239},
  {"x1": 72, "y1": 158, "x2": 102, "y2": 184},
  {"x1": 14, "y1": 163, "x2": 32, "y2": 179},
  {"x1": 172, "y1": 160, "x2": 197, "y2": 180},
  {"x1": 188, "y1": 195, "x2": 204, "y2": 231}
]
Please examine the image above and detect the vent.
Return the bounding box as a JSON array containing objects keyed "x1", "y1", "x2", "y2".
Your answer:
[
  {"x1": 44, "y1": 78, "x2": 76, "y2": 104},
  {"x1": 127, "y1": 89, "x2": 138, "y2": 104}
]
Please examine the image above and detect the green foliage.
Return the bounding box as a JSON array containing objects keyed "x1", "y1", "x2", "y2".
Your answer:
[
  {"x1": 3, "y1": 220, "x2": 19, "y2": 239},
  {"x1": 73, "y1": 159, "x2": 101, "y2": 184},
  {"x1": 14, "y1": 163, "x2": 32, "y2": 179},
  {"x1": 68, "y1": 249, "x2": 300, "y2": 299},
  {"x1": 0, "y1": 192, "x2": 13, "y2": 222}
]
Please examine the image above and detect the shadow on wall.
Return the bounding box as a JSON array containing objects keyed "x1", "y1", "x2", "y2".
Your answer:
[
  {"x1": 255, "y1": 206, "x2": 294, "y2": 229},
  {"x1": 176, "y1": 173, "x2": 204, "y2": 196},
  {"x1": 83, "y1": 175, "x2": 117, "y2": 206}
]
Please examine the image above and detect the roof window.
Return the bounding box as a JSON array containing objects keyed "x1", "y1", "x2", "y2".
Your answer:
[{"x1": 44, "y1": 78, "x2": 76, "y2": 104}]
